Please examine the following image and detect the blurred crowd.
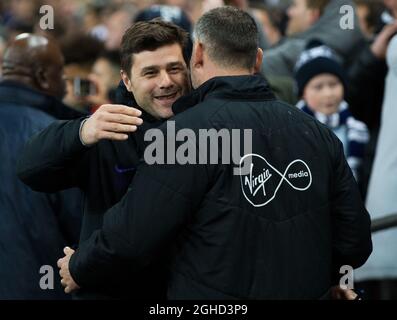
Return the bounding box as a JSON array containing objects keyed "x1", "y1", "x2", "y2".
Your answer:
[{"x1": 1, "y1": 0, "x2": 397, "y2": 299}]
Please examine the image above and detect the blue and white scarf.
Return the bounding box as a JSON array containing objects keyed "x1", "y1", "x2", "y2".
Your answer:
[{"x1": 297, "y1": 100, "x2": 370, "y2": 180}]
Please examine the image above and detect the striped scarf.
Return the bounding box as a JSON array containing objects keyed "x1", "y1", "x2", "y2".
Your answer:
[{"x1": 297, "y1": 100, "x2": 370, "y2": 180}]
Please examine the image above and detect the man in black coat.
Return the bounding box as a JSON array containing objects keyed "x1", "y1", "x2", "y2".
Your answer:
[
  {"x1": 17, "y1": 21, "x2": 191, "y2": 299},
  {"x1": 0, "y1": 33, "x2": 83, "y2": 299},
  {"x1": 58, "y1": 7, "x2": 372, "y2": 299}
]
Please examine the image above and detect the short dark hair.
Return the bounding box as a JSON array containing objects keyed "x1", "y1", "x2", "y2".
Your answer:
[
  {"x1": 120, "y1": 19, "x2": 188, "y2": 77},
  {"x1": 193, "y1": 6, "x2": 258, "y2": 70},
  {"x1": 61, "y1": 33, "x2": 104, "y2": 65}
]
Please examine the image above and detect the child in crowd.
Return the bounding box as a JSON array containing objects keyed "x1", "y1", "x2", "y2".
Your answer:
[{"x1": 294, "y1": 40, "x2": 369, "y2": 181}]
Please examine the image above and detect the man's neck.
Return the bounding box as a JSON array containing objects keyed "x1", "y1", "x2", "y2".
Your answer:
[
  {"x1": 1, "y1": 75, "x2": 37, "y2": 91},
  {"x1": 201, "y1": 68, "x2": 252, "y2": 85}
]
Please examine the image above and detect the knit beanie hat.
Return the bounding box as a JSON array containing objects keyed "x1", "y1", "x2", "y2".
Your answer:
[{"x1": 294, "y1": 40, "x2": 347, "y2": 97}]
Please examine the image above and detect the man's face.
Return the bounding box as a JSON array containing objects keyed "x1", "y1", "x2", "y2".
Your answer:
[
  {"x1": 286, "y1": 0, "x2": 315, "y2": 36},
  {"x1": 91, "y1": 58, "x2": 119, "y2": 90},
  {"x1": 303, "y1": 74, "x2": 344, "y2": 116},
  {"x1": 46, "y1": 46, "x2": 67, "y2": 99},
  {"x1": 123, "y1": 43, "x2": 189, "y2": 119},
  {"x1": 356, "y1": 4, "x2": 372, "y2": 39},
  {"x1": 105, "y1": 11, "x2": 131, "y2": 50}
]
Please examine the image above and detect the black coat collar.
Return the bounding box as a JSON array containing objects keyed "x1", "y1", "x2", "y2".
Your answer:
[{"x1": 172, "y1": 74, "x2": 276, "y2": 115}]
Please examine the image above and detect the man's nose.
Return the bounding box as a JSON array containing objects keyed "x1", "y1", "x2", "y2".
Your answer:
[{"x1": 158, "y1": 70, "x2": 173, "y2": 89}]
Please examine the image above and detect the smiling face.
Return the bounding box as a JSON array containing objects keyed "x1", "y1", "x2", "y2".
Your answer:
[
  {"x1": 303, "y1": 74, "x2": 344, "y2": 115},
  {"x1": 121, "y1": 43, "x2": 189, "y2": 120}
]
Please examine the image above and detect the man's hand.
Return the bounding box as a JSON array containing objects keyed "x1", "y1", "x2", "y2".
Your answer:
[
  {"x1": 371, "y1": 22, "x2": 397, "y2": 59},
  {"x1": 57, "y1": 247, "x2": 80, "y2": 294},
  {"x1": 80, "y1": 104, "x2": 143, "y2": 145},
  {"x1": 331, "y1": 285, "x2": 359, "y2": 300}
]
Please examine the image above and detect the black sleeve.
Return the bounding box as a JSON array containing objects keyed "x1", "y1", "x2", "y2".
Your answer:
[
  {"x1": 17, "y1": 117, "x2": 91, "y2": 192},
  {"x1": 69, "y1": 157, "x2": 209, "y2": 288},
  {"x1": 330, "y1": 137, "x2": 372, "y2": 278}
]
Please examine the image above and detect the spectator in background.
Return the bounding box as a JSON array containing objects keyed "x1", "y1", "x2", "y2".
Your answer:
[
  {"x1": 346, "y1": 1, "x2": 397, "y2": 196},
  {"x1": 1, "y1": 0, "x2": 40, "y2": 40},
  {"x1": 60, "y1": 33, "x2": 104, "y2": 112},
  {"x1": 183, "y1": 0, "x2": 225, "y2": 25},
  {"x1": 294, "y1": 40, "x2": 369, "y2": 181},
  {"x1": 382, "y1": 0, "x2": 397, "y2": 23},
  {"x1": 0, "y1": 33, "x2": 82, "y2": 299},
  {"x1": 103, "y1": 3, "x2": 138, "y2": 51},
  {"x1": 85, "y1": 50, "x2": 121, "y2": 111},
  {"x1": 82, "y1": 3, "x2": 108, "y2": 42},
  {"x1": 354, "y1": 0, "x2": 397, "y2": 298},
  {"x1": 355, "y1": 0, "x2": 385, "y2": 39},
  {"x1": 356, "y1": 32, "x2": 397, "y2": 300},
  {"x1": 261, "y1": 0, "x2": 364, "y2": 78},
  {"x1": 250, "y1": 2, "x2": 286, "y2": 47}
]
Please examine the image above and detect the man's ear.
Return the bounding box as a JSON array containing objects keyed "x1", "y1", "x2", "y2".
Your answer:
[
  {"x1": 35, "y1": 67, "x2": 49, "y2": 90},
  {"x1": 254, "y1": 48, "x2": 263, "y2": 74},
  {"x1": 192, "y1": 42, "x2": 204, "y2": 69},
  {"x1": 120, "y1": 70, "x2": 132, "y2": 92}
]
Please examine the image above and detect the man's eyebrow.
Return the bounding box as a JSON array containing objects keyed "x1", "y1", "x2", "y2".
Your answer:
[
  {"x1": 167, "y1": 61, "x2": 184, "y2": 68},
  {"x1": 140, "y1": 62, "x2": 184, "y2": 74}
]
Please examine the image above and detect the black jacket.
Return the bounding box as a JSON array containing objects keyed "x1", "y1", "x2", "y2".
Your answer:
[
  {"x1": 346, "y1": 40, "x2": 388, "y2": 197},
  {"x1": 17, "y1": 104, "x2": 167, "y2": 299},
  {"x1": 0, "y1": 81, "x2": 83, "y2": 299},
  {"x1": 66, "y1": 75, "x2": 372, "y2": 299},
  {"x1": 346, "y1": 42, "x2": 387, "y2": 131}
]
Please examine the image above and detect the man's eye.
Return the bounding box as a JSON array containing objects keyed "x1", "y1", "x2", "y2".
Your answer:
[
  {"x1": 144, "y1": 71, "x2": 156, "y2": 77},
  {"x1": 169, "y1": 67, "x2": 181, "y2": 73}
]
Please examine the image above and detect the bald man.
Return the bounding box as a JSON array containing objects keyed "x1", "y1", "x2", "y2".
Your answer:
[
  {"x1": 0, "y1": 34, "x2": 83, "y2": 299},
  {"x1": 1, "y1": 33, "x2": 83, "y2": 118}
]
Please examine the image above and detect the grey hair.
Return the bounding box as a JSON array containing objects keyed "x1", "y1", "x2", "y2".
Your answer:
[{"x1": 193, "y1": 6, "x2": 259, "y2": 70}]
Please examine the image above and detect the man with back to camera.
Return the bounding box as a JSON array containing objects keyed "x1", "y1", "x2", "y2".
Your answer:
[
  {"x1": 58, "y1": 7, "x2": 372, "y2": 299},
  {"x1": 17, "y1": 20, "x2": 191, "y2": 299}
]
